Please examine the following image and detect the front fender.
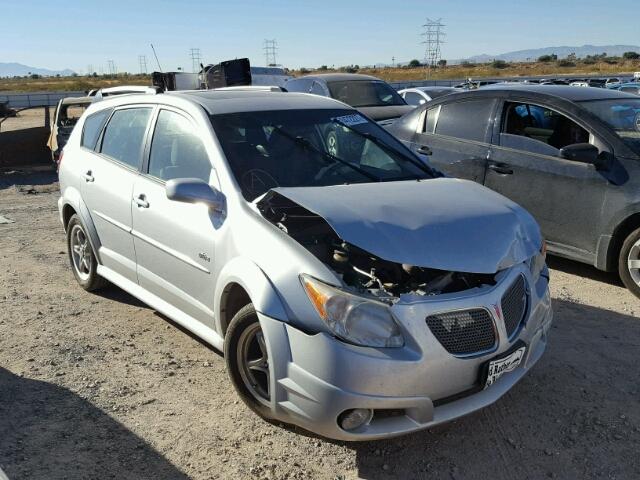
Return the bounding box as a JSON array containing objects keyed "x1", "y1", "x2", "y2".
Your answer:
[{"x1": 214, "y1": 256, "x2": 289, "y2": 333}]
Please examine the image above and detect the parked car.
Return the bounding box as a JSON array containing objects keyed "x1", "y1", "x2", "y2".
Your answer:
[
  {"x1": 607, "y1": 82, "x2": 640, "y2": 96},
  {"x1": 387, "y1": 84, "x2": 640, "y2": 298},
  {"x1": 47, "y1": 96, "x2": 94, "y2": 162},
  {"x1": 398, "y1": 86, "x2": 457, "y2": 106},
  {"x1": 57, "y1": 89, "x2": 551, "y2": 441},
  {"x1": 285, "y1": 73, "x2": 412, "y2": 123}
]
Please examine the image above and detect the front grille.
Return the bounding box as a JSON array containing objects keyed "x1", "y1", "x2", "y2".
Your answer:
[
  {"x1": 426, "y1": 309, "x2": 496, "y2": 356},
  {"x1": 501, "y1": 275, "x2": 528, "y2": 338}
]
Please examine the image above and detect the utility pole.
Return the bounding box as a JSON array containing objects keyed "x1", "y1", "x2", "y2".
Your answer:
[
  {"x1": 421, "y1": 18, "x2": 445, "y2": 78},
  {"x1": 264, "y1": 39, "x2": 278, "y2": 66},
  {"x1": 392, "y1": 56, "x2": 395, "y2": 68},
  {"x1": 138, "y1": 55, "x2": 147, "y2": 74},
  {"x1": 189, "y1": 48, "x2": 202, "y2": 73}
]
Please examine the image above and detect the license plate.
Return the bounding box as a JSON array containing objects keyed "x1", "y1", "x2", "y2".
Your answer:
[{"x1": 483, "y1": 345, "x2": 526, "y2": 388}]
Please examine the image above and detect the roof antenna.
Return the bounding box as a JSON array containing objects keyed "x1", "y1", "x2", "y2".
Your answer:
[{"x1": 150, "y1": 43, "x2": 163, "y2": 72}]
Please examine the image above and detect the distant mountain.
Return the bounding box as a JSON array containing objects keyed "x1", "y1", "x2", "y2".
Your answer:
[
  {"x1": 0, "y1": 62, "x2": 76, "y2": 77},
  {"x1": 461, "y1": 45, "x2": 640, "y2": 63}
]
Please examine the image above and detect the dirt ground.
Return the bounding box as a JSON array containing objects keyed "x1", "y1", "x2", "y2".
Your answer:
[{"x1": 0, "y1": 170, "x2": 639, "y2": 480}]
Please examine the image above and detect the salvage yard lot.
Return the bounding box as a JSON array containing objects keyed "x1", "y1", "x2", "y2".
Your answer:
[{"x1": 0, "y1": 171, "x2": 639, "y2": 480}]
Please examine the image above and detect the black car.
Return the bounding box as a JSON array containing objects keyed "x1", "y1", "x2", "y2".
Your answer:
[
  {"x1": 387, "y1": 85, "x2": 640, "y2": 297},
  {"x1": 285, "y1": 73, "x2": 412, "y2": 123}
]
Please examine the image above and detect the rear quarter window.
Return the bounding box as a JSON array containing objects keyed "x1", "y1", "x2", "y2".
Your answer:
[{"x1": 81, "y1": 109, "x2": 112, "y2": 151}]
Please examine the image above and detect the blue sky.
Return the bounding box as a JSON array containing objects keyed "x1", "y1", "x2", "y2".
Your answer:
[{"x1": 2, "y1": 0, "x2": 639, "y2": 73}]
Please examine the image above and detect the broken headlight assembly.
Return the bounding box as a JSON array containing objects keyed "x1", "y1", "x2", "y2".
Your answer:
[
  {"x1": 529, "y1": 241, "x2": 548, "y2": 282},
  {"x1": 300, "y1": 274, "x2": 404, "y2": 348}
]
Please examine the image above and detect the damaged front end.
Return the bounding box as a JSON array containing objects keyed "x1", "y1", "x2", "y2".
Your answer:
[{"x1": 257, "y1": 191, "x2": 498, "y2": 301}]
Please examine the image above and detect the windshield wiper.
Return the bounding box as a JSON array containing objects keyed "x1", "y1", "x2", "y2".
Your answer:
[
  {"x1": 331, "y1": 118, "x2": 439, "y2": 178},
  {"x1": 269, "y1": 125, "x2": 380, "y2": 182}
]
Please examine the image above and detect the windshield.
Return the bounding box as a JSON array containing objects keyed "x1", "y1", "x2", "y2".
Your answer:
[
  {"x1": 327, "y1": 81, "x2": 406, "y2": 108},
  {"x1": 210, "y1": 109, "x2": 432, "y2": 201},
  {"x1": 580, "y1": 99, "x2": 640, "y2": 155}
]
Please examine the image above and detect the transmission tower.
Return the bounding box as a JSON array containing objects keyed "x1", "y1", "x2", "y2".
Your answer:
[
  {"x1": 264, "y1": 39, "x2": 278, "y2": 66},
  {"x1": 107, "y1": 60, "x2": 116, "y2": 76},
  {"x1": 189, "y1": 48, "x2": 202, "y2": 73},
  {"x1": 87, "y1": 64, "x2": 94, "y2": 76},
  {"x1": 421, "y1": 18, "x2": 445, "y2": 78},
  {"x1": 138, "y1": 55, "x2": 147, "y2": 74}
]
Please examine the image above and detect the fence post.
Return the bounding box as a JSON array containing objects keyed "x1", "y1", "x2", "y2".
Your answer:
[{"x1": 44, "y1": 106, "x2": 51, "y2": 130}]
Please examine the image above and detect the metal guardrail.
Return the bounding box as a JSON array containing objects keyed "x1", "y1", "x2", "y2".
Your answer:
[{"x1": 0, "y1": 91, "x2": 85, "y2": 109}]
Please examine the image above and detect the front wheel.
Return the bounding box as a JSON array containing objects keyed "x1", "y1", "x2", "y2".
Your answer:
[
  {"x1": 224, "y1": 304, "x2": 272, "y2": 418},
  {"x1": 618, "y1": 226, "x2": 640, "y2": 299}
]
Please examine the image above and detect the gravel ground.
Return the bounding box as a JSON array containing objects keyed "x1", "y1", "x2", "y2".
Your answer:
[{"x1": 1, "y1": 170, "x2": 639, "y2": 480}]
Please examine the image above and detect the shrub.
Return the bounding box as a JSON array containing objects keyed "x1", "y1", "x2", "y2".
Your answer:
[
  {"x1": 623, "y1": 51, "x2": 640, "y2": 60},
  {"x1": 491, "y1": 59, "x2": 509, "y2": 69},
  {"x1": 318, "y1": 65, "x2": 328, "y2": 71},
  {"x1": 408, "y1": 59, "x2": 421, "y2": 68},
  {"x1": 438, "y1": 59, "x2": 447, "y2": 67},
  {"x1": 557, "y1": 59, "x2": 575, "y2": 67}
]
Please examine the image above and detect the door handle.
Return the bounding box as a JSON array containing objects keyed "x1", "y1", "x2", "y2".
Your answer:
[
  {"x1": 82, "y1": 170, "x2": 94, "y2": 182},
  {"x1": 417, "y1": 145, "x2": 432, "y2": 156},
  {"x1": 134, "y1": 194, "x2": 149, "y2": 208},
  {"x1": 487, "y1": 162, "x2": 514, "y2": 175}
]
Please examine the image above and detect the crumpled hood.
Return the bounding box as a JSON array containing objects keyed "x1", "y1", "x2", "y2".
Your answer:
[
  {"x1": 270, "y1": 178, "x2": 542, "y2": 274},
  {"x1": 358, "y1": 105, "x2": 414, "y2": 121}
]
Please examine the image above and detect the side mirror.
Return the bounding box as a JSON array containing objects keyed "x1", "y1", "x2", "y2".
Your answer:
[
  {"x1": 559, "y1": 143, "x2": 599, "y2": 164},
  {"x1": 165, "y1": 178, "x2": 224, "y2": 212}
]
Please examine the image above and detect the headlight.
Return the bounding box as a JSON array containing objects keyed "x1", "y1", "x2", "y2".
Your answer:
[
  {"x1": 300, "y1": 274, "x2": 404, "y2": 348},
  {"x1": 529, "y1": 240, "x2": 547, "y2": 282}
]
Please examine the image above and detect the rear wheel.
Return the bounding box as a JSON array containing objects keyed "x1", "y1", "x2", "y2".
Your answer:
[
  {"x1": 618, "y1": 227, "x2": 640, "y2": 299},
  {"x1": 224, "y1": 303, "x2": 272, "y2": 418},
  {"x1": 66, "y1": 214, "x2": 106, "y2": 291}
]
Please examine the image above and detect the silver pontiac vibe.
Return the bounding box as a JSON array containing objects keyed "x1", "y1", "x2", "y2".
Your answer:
[{"x1": 58, "y1": 88, "x2": 552, "y2": 441}]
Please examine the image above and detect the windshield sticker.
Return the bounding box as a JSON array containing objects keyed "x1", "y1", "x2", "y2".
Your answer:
[
  {"x1": 635, "y1": 112, "x2": 640, "y2": 132},
  {"x1": 334, "y1": 114, "x2": 368, "y2": 127}
]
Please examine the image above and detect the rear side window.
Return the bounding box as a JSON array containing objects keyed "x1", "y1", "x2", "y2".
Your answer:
[
  {"x1": 404, "y1": 92, "x2": 425, "y2": 106},
  {"x1": 81, "y1": 109, "x2": 111, "y2": 150},
  {"x1": 434, "y1": 100, "x2": 494, "y2": 142},
  {"x1": 100, "y1": 108, "x2": 152, "y2": 169}
]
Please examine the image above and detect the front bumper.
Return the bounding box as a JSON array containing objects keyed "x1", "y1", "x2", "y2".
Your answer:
[{"x1": 259, "y1": 265, "x2": 552, "y2": 441}]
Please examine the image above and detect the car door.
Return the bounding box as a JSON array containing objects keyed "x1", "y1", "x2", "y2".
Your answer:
[
  {"x1": 411, "y1": 98, "x2": 496, "y2": 183},
  {"x1": 485, "y1": 100, "x2": 610, "y2": 255},
  {"x1": 81, "y1": 106, "x2": 153, "y2": 283},
  {"x1": 131, "y1": 107, "x2": 219, "y2": 327}
]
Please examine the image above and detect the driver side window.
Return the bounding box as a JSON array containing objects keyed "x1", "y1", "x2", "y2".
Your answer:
[
  {"x1": 148, "y1": 110, "x2": 211, "y2": 183},
  {"x1": 500, "y1": 102, "x2": 590, "y2": 156}
]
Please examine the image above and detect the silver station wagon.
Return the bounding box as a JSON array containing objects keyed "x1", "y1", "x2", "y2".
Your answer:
[{"x1": 58, "y1": 88, "x2": 552, "y2": 440}]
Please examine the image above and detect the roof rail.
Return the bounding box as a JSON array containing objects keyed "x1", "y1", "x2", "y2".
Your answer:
[
  {"x1": 213, "y1": 85, "x2": 285, "y2": 92},
  {"x1": 91, "y1": 85, "x2": 161, "y2": 99}
]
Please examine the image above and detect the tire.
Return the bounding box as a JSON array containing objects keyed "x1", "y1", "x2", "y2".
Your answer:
[
  {"x1": 66, "y1": 214, "x2": 106, "y2": 291},
  {"x1": 618, "y1": 226, "x2": 640, "y2": 299},
  {"x1": 224, "y1": 303, "x2": 272, "y2": 419}
]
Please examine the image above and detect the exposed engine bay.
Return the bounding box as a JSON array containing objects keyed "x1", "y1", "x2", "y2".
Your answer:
[{"x1": 258, "y1": 192, "x2": 497, "y2": 300}]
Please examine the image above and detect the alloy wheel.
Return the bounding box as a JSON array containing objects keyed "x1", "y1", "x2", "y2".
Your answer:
[
  {"x1": 628, "y1": 239, "x2": 640, "y2": 287},
  {"x1": 237, "y1": 323, "x2": 270, "y2": 406},
  {"x1": 70, "y1": 224, "x2": 92, "y2": 281}
]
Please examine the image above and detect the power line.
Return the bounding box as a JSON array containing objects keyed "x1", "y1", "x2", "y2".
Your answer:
[
  {"x1": 421, "y1": 18, "x2": 445, "y2": 78},
  {"x1": 264, "y1": 39, "x2": 277, "y2": 66},
  {"x1": 189, "y1": 48, "x2": 202, "y2": 73},
  {"x1": 138, "y1": 55, "x2": 147, "y2": 74}
]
